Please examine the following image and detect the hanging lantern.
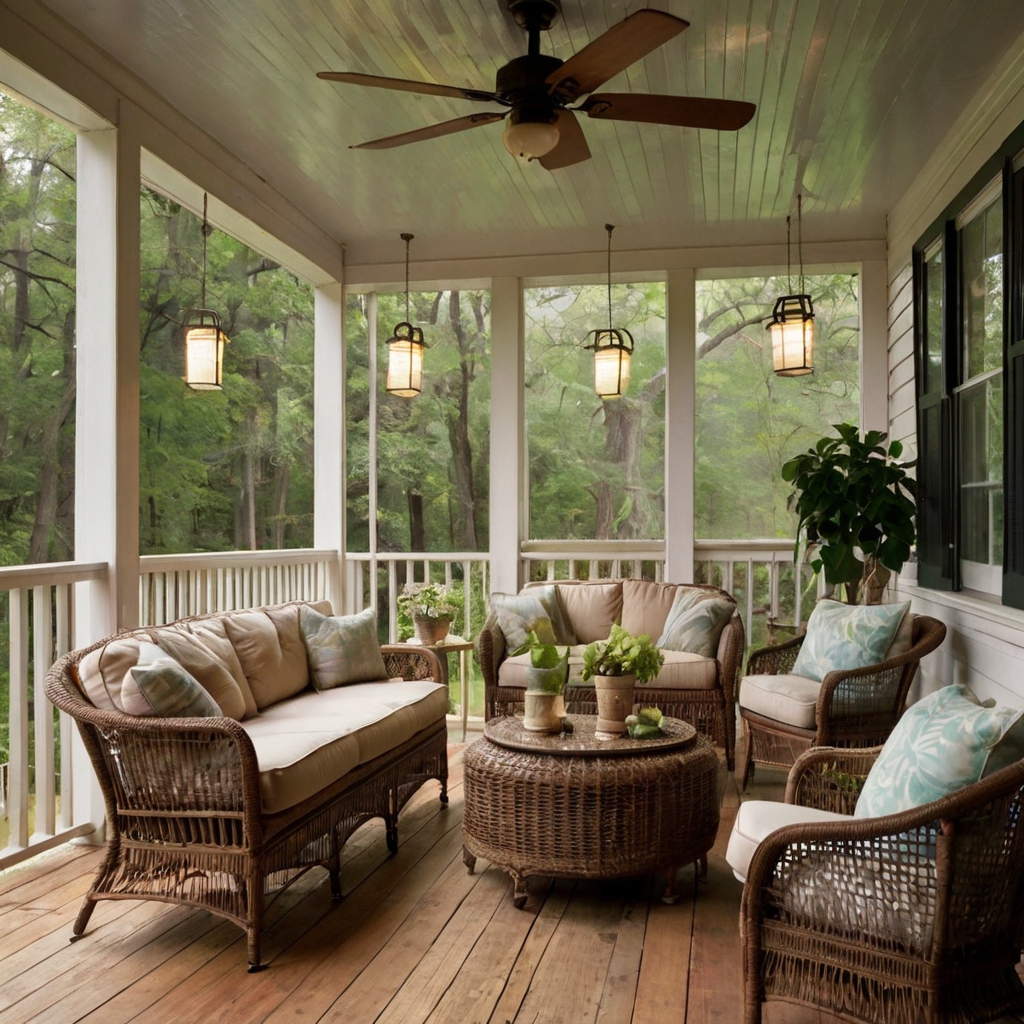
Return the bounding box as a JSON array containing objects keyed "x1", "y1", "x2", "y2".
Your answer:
[
  {"x1": 387, "y1": 232, "x2": 428, "y2": 397},
  {"x1": 586, "y1": 224, "x2": 633, "y2": 398},
  {"x1": 182, "y1": 194, "x2": 229, "y2": 391},
  {"x1": 767, "y1": 195, "x2": 814, "y2": 377}
]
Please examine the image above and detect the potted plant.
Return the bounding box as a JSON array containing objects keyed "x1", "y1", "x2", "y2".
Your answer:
[
  {"x1": 397, "y1": 581, "x2": 461, "y2": 644},
  {"x1": 512, "y1": 629, "x2": 569, "y2": 733},
  {"x1": 781, "y1": 423, "x2": 916, "y2": 605},
  {"x1": 581, "y1": 625, "x2": 664, "y2": 737}
]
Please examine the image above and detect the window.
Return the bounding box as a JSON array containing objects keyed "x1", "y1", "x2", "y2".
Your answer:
[{"x1": 913, "y1": 126, "x2": 1024, "y2": 607}]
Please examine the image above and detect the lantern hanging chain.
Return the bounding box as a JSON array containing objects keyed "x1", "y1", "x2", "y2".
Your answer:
[
  {"x1": 605, "y1": 223, "x2": 614, "y2": 330},
  {"x1": 785, "y1": 215, "x2": 792, "y2": 295},
  {"x1": 401, "y1": 232, "x2": 413, "y2": 324},
  {"x1": 201, "y1": 192, "x2": 210, "y2": 310},
  {"x1": 797, "y1": 193, "x2": 805, "y2": 295}
]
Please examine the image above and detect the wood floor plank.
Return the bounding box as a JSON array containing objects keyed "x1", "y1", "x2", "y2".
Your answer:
[
  {"x1": 0, "y1": 846, "x2": 96, "y2": 901},
  {"x1": 595, "y1": 878, "x2": 650, "y2": 1024},
  {"x1": 512, "y1": 880, "x2": 628, "y2": 1024},
  {"x1": 630, "y1": 879, "x2": 694, "y2": 1024}
]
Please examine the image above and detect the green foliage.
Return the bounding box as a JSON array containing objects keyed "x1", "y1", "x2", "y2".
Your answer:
[
  {"x1": 397, "y1": 580, "x2": 461, "y2": 620},
  {"x1": 581, "y1": 624, "x2": 664, "y2": 684},
  {"x1": 781, "y1": 422, "x2": 917, "y2": 600}
]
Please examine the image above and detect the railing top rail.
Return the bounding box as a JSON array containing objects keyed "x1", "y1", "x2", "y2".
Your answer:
[
  {"x1": 0, "y1": 561, "x2": 107, "y2": 588},
  {"x1": 345, "y1": 551, "x2": 488, "y2": 563},
  {"x1": 140, "y1": 549, "x2": 339, "y2": 572},
  {"x1": 520, "y1": 540, "x2": 666, "y2": 555},
  {"x1": 694, "y1": 538, "x2": 798, "y2": 554}
]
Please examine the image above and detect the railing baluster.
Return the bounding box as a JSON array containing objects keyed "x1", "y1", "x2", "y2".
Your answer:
[
  {"x1": 33, "y1": 585, "x2": 55, "y2": 838},
  {"x1": 388, "y1": 561, "x2": 398, "y2": 643},
  {"x1": 9, "y1": 587, "x2": 29, "y2": 850},
  {"x1": 56, "y1": 583, "x2": 73, "y2": 830}
]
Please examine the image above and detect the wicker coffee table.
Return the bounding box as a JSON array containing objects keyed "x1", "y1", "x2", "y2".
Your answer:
[{"x1": 462, "y1": 715, "x2": 721, "y2": 907}]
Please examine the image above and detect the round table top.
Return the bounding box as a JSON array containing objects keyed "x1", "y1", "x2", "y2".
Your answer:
[{"x1": 483, "y1": 714, "x2": 696, "y2": 757}]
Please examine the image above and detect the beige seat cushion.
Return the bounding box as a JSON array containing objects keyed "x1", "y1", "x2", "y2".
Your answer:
[
  {"x1": 725, "y1": 799, "x2": 852, "y2": 882},
  {"x1": 239, "y1": 679, "x2": 448, "y2": 814},
  {"x1": 149, "y1": 621, "x2": 255, "y2": 720},
  {"x1": 224, "y1": 601, "x2": 331, "y2": 710},
  {"x1": 551, "y1": 582, "x2": 623, "y2": 643},
  {"x1": 739, "y1": 673, "x2": 821, "y2": 730}
]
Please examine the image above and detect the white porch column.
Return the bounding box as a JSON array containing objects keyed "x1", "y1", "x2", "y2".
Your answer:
[
  {"x1": 859, "y1": 259, "x2": 890, "y2": 434},
  {"x1": 665, "y1": 268, "x2": 696, "y2": 582},
  {"x1": 489, "y1": 277, "x2": 524, "y2": 595},
  {"x1": 314, "y1": 281, "x2": 345, "y2": 611},
  {"x1": 72, "y1": 104, "x2": 142, "y2": 837}
]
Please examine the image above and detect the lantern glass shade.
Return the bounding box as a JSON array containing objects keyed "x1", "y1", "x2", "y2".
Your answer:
[
  {"x1": 590, "y1": 328, "x2": 634, "y2": 398},
  {"x1": 386, "y1": 322, "x2": 425, "y2": 397},
  {"x1": 183, "y1": 311, "x2": 228, "y2": 390},
  {"x1": 767, "y1": 294, "x2": 815, "y2": 377}
]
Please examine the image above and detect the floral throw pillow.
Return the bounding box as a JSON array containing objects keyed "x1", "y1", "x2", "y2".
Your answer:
[
  {"x1": 791, "y1": 599, "x2": 910, "y2": 682},
  {"x1": 128, "y1": 641, "x2": 222, "y2": 718},
  {"x1": 657, "y1": 594, "x2": 734, "y2": 658},
  {"x1": 299, "y1": 605, "x2": 389, "y2": 690},
  {"x1": 489, "y1": 587, "x2": 576, "y2": 651},
  {"x1": 855, "y1": 683, "x2": 1024, "y2": 819}
]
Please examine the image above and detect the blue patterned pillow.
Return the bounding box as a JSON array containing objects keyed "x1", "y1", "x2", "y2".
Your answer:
[
  {"x1": 855, "y1": 684, "x2": 1024, "y2": 818},
  {"x1": 657, "y1": 595, "x2": 735, "y2": 658},
  {"x1": 129, "y1": 641, "x2": 221, "y2": 718},
  {"x1": 299, "y1": 605, "x2": 388, "y2": 690},
  {"x1": 489, "y1": 587, "x2": 576, "y2": 650},
  {"x1": 791, "y1": 600, "x2": 910, "y2": 682}
]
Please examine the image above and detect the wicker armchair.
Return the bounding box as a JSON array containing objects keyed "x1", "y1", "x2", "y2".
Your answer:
[
  {"x1": 739, "y1": 613, "x2": 946, "y2": 788},
  {"x1": 742, "y1": 744, "x2": 1024, "y2": 1024}
]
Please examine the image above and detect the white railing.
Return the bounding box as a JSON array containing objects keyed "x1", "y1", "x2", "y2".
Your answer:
[
  {"x1": 0, "y1": 560, "x2": 107, "y2": 869},
  {"x1": 520, "y1": 539, "x2": 666, "y2": 583},
  {"x1": 139, "y1": 548, "x2": 341, "y2": 625}
]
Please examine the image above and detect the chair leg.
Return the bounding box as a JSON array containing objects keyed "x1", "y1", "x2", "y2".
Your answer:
[
  {"x1": 246, "y1": 869, "x2": 266, "y2": 972},
  {"x1": 741, "y1": 719, "x2": 755, "y2": 791},
  {"x1": 71, "y1": 894, "x2": 98, "y2": 940}
]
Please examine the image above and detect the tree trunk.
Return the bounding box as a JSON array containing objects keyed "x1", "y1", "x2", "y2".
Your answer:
[
  {"x1": 27, "y1": 376, "x2": 76, "y2": 563},
  {"x1": 408, "y1": 491, "x2": 425, "y2": 550},
  {"x1": 272, "y1": 460, "x2": 290, "y2": 549},
  {"x1": 242, "y1": 449, "x2": 258, "y2": 551},
  {"x1": 446, "y1": 291, "x2": 478, "y2": 549}
]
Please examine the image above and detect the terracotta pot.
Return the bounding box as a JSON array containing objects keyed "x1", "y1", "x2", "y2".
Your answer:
[
  {"x1": 413, "y1": 615, "x2": 452, "y2": 645},
  {"x1": 523, "y1": 691, "x2": 562, "y2": 733},
  {"x1": 594, "y1": 673, "x2": 636, "y2": 737}
]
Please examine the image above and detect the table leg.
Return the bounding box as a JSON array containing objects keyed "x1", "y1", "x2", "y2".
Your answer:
[
  {"x1": 512, "y1": 871, "x2": 529, "y2": 909},
  {"x1": 459, "y1": 648, "x2": 469, "y2": 741},
  {"x1": 661, "y1": 864, "x2": 681, "y2": 904},
  {"x1": 463, "y1": 845, "x2": 477, "y2": 874}
]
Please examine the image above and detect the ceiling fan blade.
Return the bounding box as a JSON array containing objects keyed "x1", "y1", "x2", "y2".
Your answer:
[
  {"x1": 580, "y1": 93, "x2": 756, "y2": 131},
  {"x1": 318, "y1": 71, "x2": 499, "y2": 104},
  {"x1": 539, "y1": 110, "x2": 591, "y2": 170},
  {"x1": 350, "y1": 111, "x2": 507, "y2": 150},
  {"x1": 546, "y1": 10, "x2": 689, "y2": 100}
]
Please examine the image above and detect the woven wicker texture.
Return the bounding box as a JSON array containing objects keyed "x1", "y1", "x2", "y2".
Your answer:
[
  {"x1": 478, "y1": 580, "x2": 745, "y2": 769},
  {"x1": 740, "y1": 614, "x2": 947, "y2": 788},
  {"x1": 462, "y1": 716, "x2": 720, "y2": 907},
  {"x1": 742, "y1": 745, "x2": 1024, "y2": 1024},
  {"x1": 45, "y1": 609, "x2": 449, "y2": 971}
]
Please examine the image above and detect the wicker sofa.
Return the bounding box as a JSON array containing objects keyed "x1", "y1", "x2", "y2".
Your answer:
[
  {"x1": 478, "y1": 578, "x2": 745, "y2": 768},
  {"x1": 45, "y1": 600, "x2": 449, "y2": 972}
]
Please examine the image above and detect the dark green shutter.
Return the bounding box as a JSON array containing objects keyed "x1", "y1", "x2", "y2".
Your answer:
[{"x1": 1003, "y1": 161, "x2": 1024, "y2": 607}]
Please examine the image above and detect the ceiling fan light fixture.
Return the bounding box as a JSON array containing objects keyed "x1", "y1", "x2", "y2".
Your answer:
[
  {"x1": 768, "y1": 194, "x2": 815, "y2": 377},
  {"x1": 387, "y1": 232, "x2": 427, "y2": 397},
  {"x1": 502, "y1": 110, "x2": 560, "y2": 160}
]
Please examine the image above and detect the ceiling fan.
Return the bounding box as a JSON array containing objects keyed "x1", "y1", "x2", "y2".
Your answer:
[{"x1": 317, "y1": 0, "x2": 756, "y2": 170}]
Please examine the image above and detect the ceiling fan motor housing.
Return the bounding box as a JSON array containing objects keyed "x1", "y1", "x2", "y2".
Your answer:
[
  {"x1": 495, "y1": 53, "x2": 564, "y2": 121},
  {"x1": 506, "y1": 0, "x2": 561, "y2": 32}
]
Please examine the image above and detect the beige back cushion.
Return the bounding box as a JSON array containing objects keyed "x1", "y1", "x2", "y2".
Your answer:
[
  {"x1": 551, "y1": 581, "x2": 623, "y2": 643},
  {"x1": 886, "y1": 610, "x2": 916, "y2": 660},
  {"x1": 150, "y1": 621, "x2": 255, "y2": 720},
  {"x1": 619, "y1": 579, "x2": 695, "y2": 640},
  {"x1": 77, "y1": 634, "x2": 154, "y2": 715},
  {"x1": 224, "y1": 601, "x2": 332, "y2": 710}
]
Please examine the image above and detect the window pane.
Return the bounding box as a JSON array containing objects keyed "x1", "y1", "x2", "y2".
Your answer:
[
  {"x1": 139, "y1": 190, "x2": 315, "y2": 553},
  {"x1": 962, "y1": 196, "x2": 1003, "y2": 380},
  {"x1": 960, "y1": 374, "x2": 1003, "y2": 570},
  {"x1": 694, "y1": 273, "x2": 860, "y2": 539},
  {"x1": 351, "y1": 289, "x2": 490, "y2": 553},
  {"x1": 524, "y1": 283, "x2": 666, "y2": 541},
  {"x1": 924, "y1": 244, "x2": 943, "y2": 394},
  {"x1": 0, "y1": 89, "x2": 76, "y2": 565}
]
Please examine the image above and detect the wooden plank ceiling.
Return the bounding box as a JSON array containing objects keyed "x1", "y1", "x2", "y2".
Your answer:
[{"x1": 33, "y1": 0, "x2": 1024, "y2": 264}]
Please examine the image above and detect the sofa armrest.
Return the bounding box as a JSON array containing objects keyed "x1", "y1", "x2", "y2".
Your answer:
[{"x1": 380, "y1": 645, "x2": 445, "y2": 681}]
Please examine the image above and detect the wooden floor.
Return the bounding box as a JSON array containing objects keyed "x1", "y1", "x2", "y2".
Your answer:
[{"x1": 0, "y1": 740, "x2": 1019, "y2": 1024}]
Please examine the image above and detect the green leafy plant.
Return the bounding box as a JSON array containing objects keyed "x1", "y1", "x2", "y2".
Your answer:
[
  {"x1": 580, "y1": 625, "x2": 664, "y2": 684},
  {"x1": 781, "y1": 423, "x2": 916, "y2": 605},
  {"x1": 397, "y1": 581, "x2": 461, "y2": 621},
  {"x1": 511, "y1": 629, "x2": 569, "y2": 694}
]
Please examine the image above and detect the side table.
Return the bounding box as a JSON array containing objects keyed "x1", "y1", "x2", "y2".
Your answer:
[
  {"x1": 404, "y1": 636, "x2": 474, "y2": 739},
  {"x1": 462, "y1": 715, "x2": 721, "y2": 907}
]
